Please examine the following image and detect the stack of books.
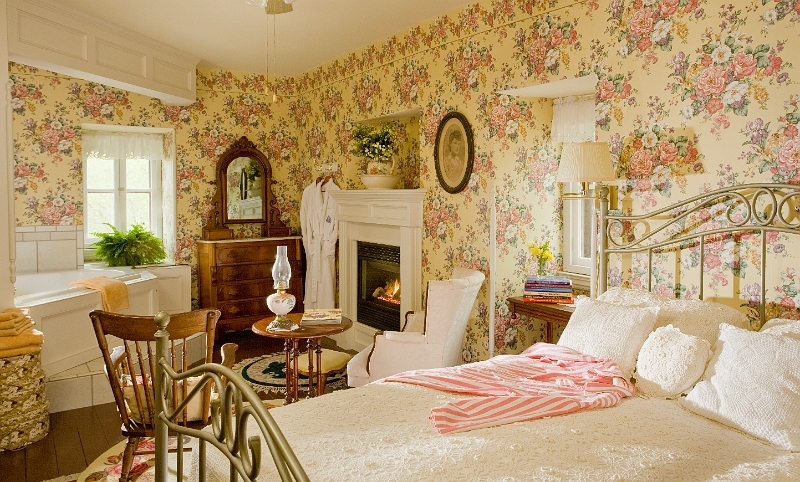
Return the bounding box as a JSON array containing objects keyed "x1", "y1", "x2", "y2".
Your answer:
[
  {"x1": 523, "y1": 275, "x2": 574, "y2": 304},
  {"x1": 300, "y1": 308, "x2": 342, "y2": 325}
]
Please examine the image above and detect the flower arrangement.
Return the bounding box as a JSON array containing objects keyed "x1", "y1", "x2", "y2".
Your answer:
[
  {"x1": 350, "y1": 123, "x2": 395, "y2": 172},
  {"x1": 528, "y1": 240, "x2": 554, "y2": 276}
]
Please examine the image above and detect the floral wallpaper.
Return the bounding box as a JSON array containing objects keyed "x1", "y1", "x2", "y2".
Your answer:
[{"x1": 10, "y1": 0, "x2": 800, "y2": 360}]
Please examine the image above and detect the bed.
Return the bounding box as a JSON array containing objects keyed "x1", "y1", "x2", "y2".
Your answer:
[{"x1": 155, "y1": 183, "x2": 800, "y2": 481}]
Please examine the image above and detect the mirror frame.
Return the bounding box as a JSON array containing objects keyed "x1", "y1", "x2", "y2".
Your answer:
[{"x1": 202, "y1": 136, "x2": 290, "y2": 239}]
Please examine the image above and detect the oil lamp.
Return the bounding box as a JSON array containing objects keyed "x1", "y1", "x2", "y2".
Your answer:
[{"x1": 266, "y1": 246, "x2": 297, "y2": 330}]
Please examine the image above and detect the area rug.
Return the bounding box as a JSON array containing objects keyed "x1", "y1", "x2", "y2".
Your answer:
[
  {"x1": 232, "y1": 352, "x2": 348, "y2": 395},
  {"x1": 78, "y1": 437, "x2": 188, "y2": 482}
]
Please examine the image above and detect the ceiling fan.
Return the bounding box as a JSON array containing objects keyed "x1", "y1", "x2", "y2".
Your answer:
[{"x1": 245, "y1": 0, "x2": 295, "y2": 14}]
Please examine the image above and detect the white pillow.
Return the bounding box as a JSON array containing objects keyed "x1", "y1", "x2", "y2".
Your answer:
[
  {"x1": 598, "y1": 287, "x2": 750, "y2": 344},
  {"x1": 635, "y1": 325, "x2": 710, "y2": 398},
  {"x1": 557, "y1": 297, "x2": 658, "y2": 378},
  {"x1": 761, "y1": 317, "x2": 800, "y2": 337},
  {"x1": 681, "y1": 323, "x2": 800, "y2": 450}
]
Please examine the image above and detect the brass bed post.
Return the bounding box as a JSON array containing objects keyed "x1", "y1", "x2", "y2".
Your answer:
[
  {"x1": 598, "y1": 186, "x2": 609, "y2": 295},
  {"x1": 154, "y1": 312, "x2": 171, "y2": 482}
]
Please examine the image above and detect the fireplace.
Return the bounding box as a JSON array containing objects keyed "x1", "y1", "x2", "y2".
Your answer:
[
  {"x1": 357, "y1": 242, "x2": 401, "y2": 331},
  {"x1": 328, "y1": 189, "x2": 425, "y2": 351}
]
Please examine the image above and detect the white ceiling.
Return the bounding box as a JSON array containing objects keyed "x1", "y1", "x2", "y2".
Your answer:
[{"x1": 54, "y1": 0, "x2": 476, "y2": 77}]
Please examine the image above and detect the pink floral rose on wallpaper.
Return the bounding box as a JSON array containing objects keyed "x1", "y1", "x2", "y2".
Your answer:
[
  {"x1": 22, "y1": 115, "x2": 79, "y2": 158},
  {"x1": 260, "y1": 127, "x2": 297, "y2": 164},
  {"x1": 68, "y1": 83, "x2": 131, "y2": 120},
  {"x1": 742, "y1": 94, "x2": 800, "y2": 183},
  {"x1": 223, "y1": 94, "x2": 271, "y2": 128},
  {"x1": 353, "y1": 76, "x2": 381, "y2": 114},
  {"x1": 394, "y1": 60, "x2": 429, "y2": 105},
  {"x1": 14, "y1": 162, "x2": 46, "y2": 194},
  {"x1": 289, "y1": 97, "x2": 312, "y2": 128},
  {"x1": 607, "y1": 0, "x2": 703, "y2": 68},
  {"x1": 513, "y1": 14, "x2": 578, "y2": 78},
  {"x1": 478, "y1": 94, "x2": 531, "y2": 148},
  {"x1": 10, "y1": 79, "x2": 44, "y2": 116},
  {"x1": 668, "y1": 20, "x2": 791, "y2": 135},
  {"x1": 445, "y1": 40, "x2": 491, "y2": 95},
  {"x1": 320, "y1": 87, "x2": 343, "y2": 122},
  {"x1": 760, "y1": 0, "x2": 800, "y2": 27},
  {"x1": 189, "y1": 121, "x2": 234, "y2": 159}
]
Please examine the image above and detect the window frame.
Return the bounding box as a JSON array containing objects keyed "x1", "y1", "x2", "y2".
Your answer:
[{"x1": 82, "y1": 125, "x2": 175, "y2": 263}]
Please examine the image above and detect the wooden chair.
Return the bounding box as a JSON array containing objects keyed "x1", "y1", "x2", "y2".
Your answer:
[{"x1": 90, "y1": 309, "x2": 236, "y2": 482}]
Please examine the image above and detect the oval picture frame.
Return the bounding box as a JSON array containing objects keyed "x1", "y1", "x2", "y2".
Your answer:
[{"x1": 434, "y1": 112, "x2": 474, "y2": 194}]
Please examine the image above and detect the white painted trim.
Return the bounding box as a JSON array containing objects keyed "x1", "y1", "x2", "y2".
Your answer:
[
  {"x1": 497, "y1": 74, "x2": 598, "y2": 99},
  {"x1": 7, "y1": 0, "x2": 199, "y2": 105}
]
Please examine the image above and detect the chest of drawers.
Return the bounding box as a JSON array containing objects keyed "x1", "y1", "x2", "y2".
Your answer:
[{"x1": 198, "y1": 237, "x2": 304, "y2": 338}]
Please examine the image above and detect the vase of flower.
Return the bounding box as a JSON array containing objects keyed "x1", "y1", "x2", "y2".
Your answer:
[
  {"x1": 351, "y1": 123, "x2": 401, "y2": 189},
  {"x1": 528, "y1": 240, "x2": 553, "y2": 277}
]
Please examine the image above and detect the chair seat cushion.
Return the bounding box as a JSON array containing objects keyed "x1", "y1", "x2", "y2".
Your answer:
[{"x1": 297, "y1": 349, "x2": 352, "y2": 375}]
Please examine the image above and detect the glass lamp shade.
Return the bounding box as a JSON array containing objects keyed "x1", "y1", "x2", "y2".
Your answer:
[{"x1": 266, "y1": 246, "x2": 297, "y2": 330}]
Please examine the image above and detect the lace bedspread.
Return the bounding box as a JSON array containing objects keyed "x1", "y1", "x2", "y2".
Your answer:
[{"x1": 195, "y1": 382, "x2": 800, "y2": 481}]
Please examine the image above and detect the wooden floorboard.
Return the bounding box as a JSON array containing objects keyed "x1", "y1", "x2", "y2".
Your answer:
[
  {"x1": 24, "y1": 429, "x2": 58, "y2": 482},
  {"x1": 49, "y1": 410, "x2": 86, "y2": 476},
  {"x1": 71, "y1": 406, "x2": 111, "y2": 469},
  {"x1": 0, "y1": 448, "x2": 27, "y2": 482}
]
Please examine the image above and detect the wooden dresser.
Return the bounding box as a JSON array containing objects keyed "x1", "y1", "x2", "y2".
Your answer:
[{"x1": 197, "y1": 237, "x2": 304, "y2": 337}]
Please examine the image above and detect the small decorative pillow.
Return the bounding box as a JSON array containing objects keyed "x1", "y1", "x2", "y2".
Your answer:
[
  {"x1": 597, "y1": 287, "x2": 669, "y2": 307},
  {"x1": 761, "y1": 317, "x2": 800, "y2": 337},
  {"x1": 681, "y1": 323, "x2": 800, "y2": 451},
  {"x1": 635, "y1": 325, "x2": 710, "y2": 398},
  {"x1": 557, "y1": 297, "x2": 659, "y2": 378},
  {"x1": 123, "y1": 376, "x2": 208, "y2": 424}
]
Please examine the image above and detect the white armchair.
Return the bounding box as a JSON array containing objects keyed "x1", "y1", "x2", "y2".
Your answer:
[{"x1": 347, "y1": 267, "x2": 485, "y2": 387}]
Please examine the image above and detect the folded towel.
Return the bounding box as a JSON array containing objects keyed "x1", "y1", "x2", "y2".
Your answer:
[
  {"x1": 0, "y1": 328, "x2": 44, "y2": 351},
  {"x1": 0, "y1": 345, "x2": 41, "y2": 358},
  {"x1": 0, "y1": 318, "x2": 34, "y2": 337},
  {"x1": 0, "y1": 308, "x2": 28, "y2": 322},
  {"x1": 69, "y1": 276, "x2": 130, "y2": 312},
  {"x1": 0, "y1": 313, "x2": 32, "y2": 331}
]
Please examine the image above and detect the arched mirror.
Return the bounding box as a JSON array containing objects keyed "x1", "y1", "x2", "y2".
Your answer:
[{"x1": 202, "y1": 136, "x2": 290, "y2": 239}]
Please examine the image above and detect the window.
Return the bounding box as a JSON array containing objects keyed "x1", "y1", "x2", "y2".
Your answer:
[
  {"x1": 561, "y1": 182, "x2": 593, "y2": 276},
  {"x1": 82, "y1": 127, "x2": 176, "y2": 261},
  {"x1": 552, "y1": 95, "x2": 595, "y2": 280}
]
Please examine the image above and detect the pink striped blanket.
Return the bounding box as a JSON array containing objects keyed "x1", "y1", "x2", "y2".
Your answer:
[{"x1": 383, "y1": 343, "x2": 634, "y2": 434}]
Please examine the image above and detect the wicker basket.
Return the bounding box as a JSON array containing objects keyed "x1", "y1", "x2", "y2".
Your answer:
[{"x1": 0, "y1": 352, "x2": 50, "y2": 451}]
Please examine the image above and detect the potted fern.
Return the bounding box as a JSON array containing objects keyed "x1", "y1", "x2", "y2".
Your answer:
[{"x1": 92, "y1": 223, "x2": 167, "y2": 267}]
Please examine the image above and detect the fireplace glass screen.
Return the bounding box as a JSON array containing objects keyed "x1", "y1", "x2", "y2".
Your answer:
[{"x1": 357, "y1": 242, "x2": 401, "y2": 331}]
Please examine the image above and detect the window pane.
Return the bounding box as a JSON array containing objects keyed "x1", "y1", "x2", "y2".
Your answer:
[
  {"x1": 86, "y1": 156, "x2": 114, "y2": 190},
  {"x1": 126, "y1": 157, "x2": 151, "y2": 189},
  {"x1": 126, "y1": 192, "x2": 151, "y2": 230},
  {"x1": 580, "y1": 198, "x2": 592, "y2": 259},
  {"x1": 87, "y1": 193, "x2": 115, "y2": 235}
]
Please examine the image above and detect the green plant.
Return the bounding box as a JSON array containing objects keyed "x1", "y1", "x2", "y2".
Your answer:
[
  {"x1": 349, "y1": 123, "x2": 395, "y2": 162},
  {"x1": 92, "y1": 223, "x2": 167, "y2": 267}
]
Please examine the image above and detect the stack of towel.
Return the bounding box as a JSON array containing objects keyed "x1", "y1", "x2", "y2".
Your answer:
[
  {"x1": 0, "y1": 308, "x2": 43, "y2": 358},
  {"x1": 0, "y1": 307, "x2": 49, "y2": 451}
]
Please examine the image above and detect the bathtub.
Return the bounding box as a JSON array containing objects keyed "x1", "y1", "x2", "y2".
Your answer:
[{"x1": 14, "y1": 267, "x2": 160, "y2": 377}]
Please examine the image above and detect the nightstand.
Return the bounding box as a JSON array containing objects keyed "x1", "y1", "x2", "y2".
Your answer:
[{"x1": 507, "y1": 296, "x2": 575, "y2": 344}]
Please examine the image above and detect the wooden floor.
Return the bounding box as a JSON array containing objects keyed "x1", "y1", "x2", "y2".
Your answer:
[{"x1": 0, "y1": 330, "x2": 287, "y2": 482}]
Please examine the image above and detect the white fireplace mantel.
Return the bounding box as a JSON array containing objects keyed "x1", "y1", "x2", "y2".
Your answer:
[{"x1": 328, "y1": 189, "x2": 426, "y2": 351}]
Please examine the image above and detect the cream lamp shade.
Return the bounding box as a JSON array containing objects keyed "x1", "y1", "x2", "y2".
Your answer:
[{"x1": 556, "y1": 142, "x2": 616, "y2": 183}]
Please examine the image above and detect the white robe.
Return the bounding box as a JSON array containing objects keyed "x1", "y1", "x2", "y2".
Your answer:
[{"x1": 300, "y1": 179, "x2": 339, "y2": 309}]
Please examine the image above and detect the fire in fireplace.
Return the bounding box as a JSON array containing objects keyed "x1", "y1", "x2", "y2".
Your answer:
[{"x1": 357, "y1": 242, "x2": 401, "y2": 331}]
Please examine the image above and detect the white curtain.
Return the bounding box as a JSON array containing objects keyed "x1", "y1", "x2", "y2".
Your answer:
[
  {"x1": 551, "y1": 95, "x2": 595, "y2": 145},
  {"x1": 161, "y1": 132, "x2": 176, "y2": 263},
  {"x1": 82, "y1": 131, "x2": 164, "y2": 160}
]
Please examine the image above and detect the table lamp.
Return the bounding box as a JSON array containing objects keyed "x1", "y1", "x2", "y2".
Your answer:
[{"x1": 266, "y1": 246, "x2": 297, "y2": 331}]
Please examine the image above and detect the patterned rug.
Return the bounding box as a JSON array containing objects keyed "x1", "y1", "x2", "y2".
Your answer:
[
  {"x1": 77, "y1": 437, "x2": 187, "y2": 482},
  {"x1": 232, "y1": 352, "x2": 348, "y2": 395}
]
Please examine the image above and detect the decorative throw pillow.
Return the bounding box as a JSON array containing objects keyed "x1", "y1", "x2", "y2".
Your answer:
[
  {"x1": 557, "y1": 298, "x2": 659, "y2": 378},
  {"x1": 123, "y1": 376, "x2": 208, "y2": 424},
  {"x1": 635, "y1": 325, "x2": 710, "y2": 398},
  {"x1": 598, "y1": 287, "x2": 750, "y2": 344},
  {"x1": 761, "y1": 317, "x2": 800, "y2": 337},
  {"x1": 681, "y1": 323, "x2": 800, "y2": 451}
]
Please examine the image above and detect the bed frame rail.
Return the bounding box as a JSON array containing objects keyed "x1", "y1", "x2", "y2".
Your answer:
[
  {"x1": 598, "y1": 183, "x2": 800, "y2": 327},
  {"x1": 153, "y1": 311, "x2": 309, "y2": 482}
]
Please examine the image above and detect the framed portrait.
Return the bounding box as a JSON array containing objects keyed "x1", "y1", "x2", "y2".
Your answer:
[{"x1": 434, "y1": 112, "x2": 474, "y2": 194}]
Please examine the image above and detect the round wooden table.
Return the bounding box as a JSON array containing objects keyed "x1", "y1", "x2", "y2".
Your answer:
[{"x1": 252, "y1": 313, "x2": 352, "y2": 405}]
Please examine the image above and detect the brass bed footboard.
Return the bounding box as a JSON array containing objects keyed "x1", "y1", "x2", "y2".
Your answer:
[{"x1": 153, "y1": 311, "x2": 309, "y2": 482}]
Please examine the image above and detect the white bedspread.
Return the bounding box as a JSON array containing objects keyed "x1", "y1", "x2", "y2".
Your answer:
[{"x1": 196, "y1": 382, "x2": 800, "y2": 481}]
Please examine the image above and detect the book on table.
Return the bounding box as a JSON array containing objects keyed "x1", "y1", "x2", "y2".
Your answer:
[{"x1": 300, "y1": 309, "x2": 342, "y2": 325}]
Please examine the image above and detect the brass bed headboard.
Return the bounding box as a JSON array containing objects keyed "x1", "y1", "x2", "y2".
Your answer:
[{"x1": 597, "y1": 183, "x2": 800, "y2": 328}]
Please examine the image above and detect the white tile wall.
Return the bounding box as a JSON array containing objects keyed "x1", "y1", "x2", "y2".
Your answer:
[{"x1": 15, "y1": 225, "x2": 84, "y2": 272}]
